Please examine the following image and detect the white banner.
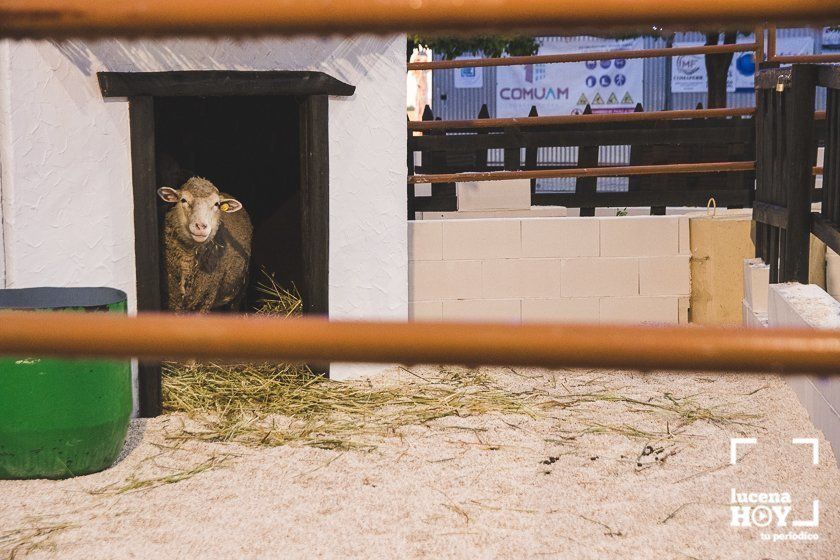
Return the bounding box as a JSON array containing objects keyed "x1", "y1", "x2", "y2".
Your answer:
[
  {"x1": 671, "y1": 41, "x2": 734, "y2": 93},
  {"x1": 672, "y1": 36, "x2": 815, "y2": 93},
  {"x1": 733, "y1": 35, "x2": 814, "y2": 90},
  {"x1": 495, "y1": 37, "x2": 644, "y2": 117},
  {"x1": 823, "y1": 27, "x2": 840, "y2": 48},
  {"x1": 453, "y1": 56, "x2": 483, "y2": 88}
]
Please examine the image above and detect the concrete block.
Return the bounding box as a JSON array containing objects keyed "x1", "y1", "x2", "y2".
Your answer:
[
  {"x1": 810, "y1": 234, "x2": 827, "y2": 289},
  {"x1": 456, "y1": 179, "x2": 531, "y2": 211},
  {"x1": 561, "y1": 257, "x2": 638, "y2": 297},
  {"x1": 522, "y1": 298, "x2": 599, "y2": 323},
  {"x1": 689, "y1": 212, "x2": 755, "y2": 326},
  {"x1": 409, "y1": 260, "x2": 482, "y2": 301},
  {"x1": 767, "y1": 281, "x2": 840, "y2": 464},
  {"x1": 442, "y1": 299, "x2": 522, "y2": 323},
  {"x1": 679, "y1": 216, "x2": 690, "y2": 256},
  {"x1": 679, "y1": 296, "x2": 690, "y2": 324},
  {"x1": 409, "y1": 301, "x2": 443, "y2": 321},
  {"x1": 599, "y1": 296, "x2": 679, "y2": 324},
  {"x1": 418, "y1": 207, "x2": 567, "y2": 220},
  {"x1": 408, "y1": 221, "x2": 443, "y2": 261},
  {"x1": 521, "y1": 218, "x2": 599, "y2": 258},
  {"x1": 828, "y1": 248, "x2": 840, "y2": 300},
  {"x1": 742, "y1": 298, "x2": 768, "y2": 328},
  {"x1": 769, "y1": 283, "x2": 840, "y2": 329},
  {"x1": 442, "y1": 219, "x2": 521, "y2": 260},
  {"x1": 482, "y1": 259, "x2": 563, "y2": 299},
  {"x1": 639, "y1": 256, "x2": 690, "y2": 296},
  {"x1": 600, "y1": 216, "x2": 680, "y2": 257},
  {"x1": 742, "y1": 258, "x2": 770, "y2": 313}
]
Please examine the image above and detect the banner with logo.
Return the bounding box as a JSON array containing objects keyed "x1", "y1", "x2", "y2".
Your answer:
[
  {"x1": 823, "y1": 27, "x2": 840, "y2": 48},
  {"x1": 495, "y1": 37, "x2": 645, "y2": 117},
  {"x1": 453, "y1": 56, "x2": 484, "y2": 88},
  {"x1": 670, "y1": 42, "x2": 733, "y2": 93},
  {"x1": 672, "y1": 36, "x2": 815, "y2": 93}
]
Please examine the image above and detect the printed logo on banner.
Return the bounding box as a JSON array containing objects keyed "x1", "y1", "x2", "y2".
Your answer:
[
  {"x1": 671, "y1": 36, "x2": 814, "y2": 93},
  {"x1": 453, "y1": 55, "x2": 484, "y2": 89},
  {"x1": 823, "y1": 27, "x2": 840, "y2": 48},
  {"x1": 496, "y1": 37, "x2": 644, "y2": 117}
]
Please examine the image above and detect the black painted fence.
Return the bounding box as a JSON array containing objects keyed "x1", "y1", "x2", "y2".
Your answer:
[{"x1": 754, "y1": 64, "x2": 835, "y2": 284}]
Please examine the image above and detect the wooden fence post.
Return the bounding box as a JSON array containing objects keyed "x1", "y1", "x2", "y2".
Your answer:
[
  {"x1": 475, "y1": 104, "x2": 490, "y2": 171},
  {"x1": 575, "y1": 104, "x2": 599, "y2": 216},
  {"x1": 627, "y1": 102, "x2": 646, "y2": 203},
  {"x1": 781, "y1": 65, "x2": 818, "y2": 283},
  {"x1": 407, "y1": 114, "x2": 416, "y2": 220},
  {"x1": 525, "y1": 105, "x2": 539, "y2": 197}
]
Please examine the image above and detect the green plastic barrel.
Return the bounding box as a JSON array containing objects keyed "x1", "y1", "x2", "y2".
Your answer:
[{"x1": 0, "y1": 287, "x2": 132, "y2": 479}]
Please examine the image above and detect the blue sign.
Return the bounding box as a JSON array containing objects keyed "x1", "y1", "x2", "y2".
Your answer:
[
  {"x1": 735, "y1": 53, "x2": 755, "y2": 77},
  {"x1": 585, "y1": 75, "x2": 597, "y2": 88},
  {"x1": 615, "y1": 58, "x2": 627, "y2": 69},
  {"x1": 614, "y1": 73, "x2": 626, "y2": 87},
  {"x1": 599, "y1": 60, "x2": 612, "y2": 69},
  {"x1": 599, "y1": 75, "x2": 611, "y2": 87},
  {"x1": 585, "y1": 60, "x2": 597, "y2": 70}
]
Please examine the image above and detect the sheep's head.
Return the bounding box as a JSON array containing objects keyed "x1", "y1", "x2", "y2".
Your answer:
[{"x1": 157, "y1": 177, "x2": 243, "y2": 245}]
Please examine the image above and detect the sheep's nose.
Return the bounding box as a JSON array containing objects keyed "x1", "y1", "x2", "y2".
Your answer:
[{"x1": 194, "y1": 222, "x2": 208, "y2": 232}]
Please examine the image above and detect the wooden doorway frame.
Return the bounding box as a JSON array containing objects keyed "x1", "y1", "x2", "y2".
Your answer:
[{"x1": 98, "y1": 71, "x2": 355, "y2": 417}]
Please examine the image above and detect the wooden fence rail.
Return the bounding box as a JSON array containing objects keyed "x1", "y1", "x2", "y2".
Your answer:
[{"x1": 409, "y1": 103, "x2": 758, "y2": 216}]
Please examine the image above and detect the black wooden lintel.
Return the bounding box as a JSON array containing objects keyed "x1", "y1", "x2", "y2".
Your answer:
[{"x1": 98, "y1": 71, "x2": 355, "y2": 98}]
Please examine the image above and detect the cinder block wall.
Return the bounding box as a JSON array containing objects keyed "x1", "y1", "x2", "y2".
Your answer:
[{"x1": 408, "y1": 216, "x2": 690, "y2": 324}]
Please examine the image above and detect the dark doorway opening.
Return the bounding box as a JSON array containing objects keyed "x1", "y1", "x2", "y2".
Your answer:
[
  {"x1": 98, "y1": 71, "x2": 355, "y2": 417},
  {"x1": 154, "y1": 96, "x2": 303, "y2": 310}
]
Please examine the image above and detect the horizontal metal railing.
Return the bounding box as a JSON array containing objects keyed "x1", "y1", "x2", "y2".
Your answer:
[
  {"x1": 407, "y1": 43, "x2": 759, "y2": 71},
  {"x1": 1, "y1": 311, "x2": 840, "y2": 375},
  {"x1": 1, "y1": 1, "x2": 837, "y2": 38}
]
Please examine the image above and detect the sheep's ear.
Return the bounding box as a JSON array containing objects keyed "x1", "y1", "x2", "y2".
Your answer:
[
  {"x1": 157, "y1": 187, "x2": 180, "y2": 203},
  {"x1": 219, "y1": 198, "x2": 243, "y2": 213}
]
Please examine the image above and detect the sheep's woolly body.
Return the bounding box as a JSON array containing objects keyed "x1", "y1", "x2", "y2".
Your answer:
[{"x1": 162, "y1": 179, "x2": 253, "y2": 312}]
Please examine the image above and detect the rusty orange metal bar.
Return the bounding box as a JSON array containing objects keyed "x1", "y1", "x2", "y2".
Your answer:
[
  {"x1": 408, "y1": 43, "x2": 758, "y2": 71},
  {"x1": 409, "y1": 107, "x2": 754, "y2": 132},
  {"x1": 755, "y1": 25, "x2": 766, "y2": 65},
  {"x1": 0, "y1": 1, "x2": 837, "y2": 38},
  {"x1": 769, "y1": 53, "x2": 840, "y2": 64},
  {"x1": 767, "y1": 25, "x2": 778, "y2": 60},
  {"x1": 0, "y1": 311, "x2": 839, "y2": 375},
  {"x1": 409, "y1": 161, "x2": 755, "y2": 184}
]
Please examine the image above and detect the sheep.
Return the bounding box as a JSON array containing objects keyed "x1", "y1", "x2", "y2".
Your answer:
[{"x1": 157, "y1": 177, "x2": 253, "y2": 312}]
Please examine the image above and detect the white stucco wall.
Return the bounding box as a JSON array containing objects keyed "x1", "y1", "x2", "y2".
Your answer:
[{"x1": 0, "y1": 37, "x2": 408, "y2": 382}]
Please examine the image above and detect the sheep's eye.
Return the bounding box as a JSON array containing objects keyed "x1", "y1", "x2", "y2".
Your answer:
[
  {"x1": 214, "y1": 202, "x2": 220, "y2": 207},
  {"x1": 180, "y1": 198, "x2": 187, "y2": 204}
]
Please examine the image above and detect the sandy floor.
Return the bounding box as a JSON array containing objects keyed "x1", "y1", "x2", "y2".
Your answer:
[{"x1": 2, "y1": 367, "x2": 839, "y2": 559}]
